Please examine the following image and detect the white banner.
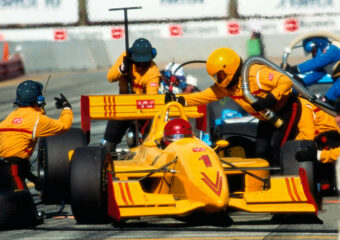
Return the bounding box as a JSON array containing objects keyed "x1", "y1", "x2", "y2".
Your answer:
[
  {"x1": 0, "y1": 0, "x2": 78, "y2": 25},
  {"x1": 87, "y1": 0, "x2": 229, "y2": 22},
  {"x1": 238, "y1": 0, "x2": 340, "y2": 16}
]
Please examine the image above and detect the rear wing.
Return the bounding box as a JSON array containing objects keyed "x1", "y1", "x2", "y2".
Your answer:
[{"x1": 81, "y1": 94, "x2": 207, "y2": 142}]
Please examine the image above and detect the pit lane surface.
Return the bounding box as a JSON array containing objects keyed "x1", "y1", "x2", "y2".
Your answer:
[{"x1": 0, "y1": 69, "x2": 339, "y2": 240}]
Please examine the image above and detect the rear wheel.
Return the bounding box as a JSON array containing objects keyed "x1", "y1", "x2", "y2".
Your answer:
[
  {"x1": 0, "y1": 190, "x2": 38, "y2": 229},
  {"x1": 37, "y1": 128, "x2": 87, "y2": 204},
  {"x1": 70, "y1": 146, "x2": 113, "y2": 224}
]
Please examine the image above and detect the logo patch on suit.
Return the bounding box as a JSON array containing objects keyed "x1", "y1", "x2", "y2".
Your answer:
[
  {"x1": 149, "y1": 82, "x2": 158, "y2": 87},
  {"x1": 268, "y1": 73, "x2": 274, "y2": 81},
  {"x1": 12, "y1": 118, "x2": 23, "y2": 124}
]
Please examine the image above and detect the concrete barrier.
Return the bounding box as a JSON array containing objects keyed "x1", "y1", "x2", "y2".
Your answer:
[{"x1": 3, "y1": 28, "x2": 339, "y2": 73}]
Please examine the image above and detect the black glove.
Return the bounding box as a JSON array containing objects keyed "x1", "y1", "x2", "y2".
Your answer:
[
  {"x1": 285, "y1": 64, "x2": 299, "y2": 74},
  {"x1": 164, "y1": 91, "x2": 186, "y2": 106},
  {"x1": 119, "y1": 56, "x2": 130, "y2": 74},
  {"x1": 250, "y1": 93, "x2": 277, "y2": 111},
  {"x1": 54, "y1": 93, "x2": 72, "y2": 109},
  {"x1": 295, "y1": 146, "x2": 318, "y2": 162}
]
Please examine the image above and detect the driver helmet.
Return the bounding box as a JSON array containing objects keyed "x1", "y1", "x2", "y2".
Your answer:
[
  {"x1": 14, "y1": 80, "x2": 45, "y2": 107},
  {"x1": 302, "y1": 37, "x2": 330, "y2": 56},
  {"x1": 165, "y1": 62, "x2": 186, "y2": 82},
  {"x1": 206, "y1": 48, "x2": 242, "y2": 88},
  {"x1": 163, "y1": 62, "x2": 187, "y2": 90},
  {"x1": 163, "y1": 118, "x2": 193, "y2": 146}
]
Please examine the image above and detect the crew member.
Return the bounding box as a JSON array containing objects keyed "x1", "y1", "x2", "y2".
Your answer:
[
  {"x1": 0, "y1": 80, "x2": 73, "y2": 225},
  {"x1": 295, "y1": 98, "x2": 340, "y2": 163},
  {"x1": 286, "y1": 37, "x2": 340, "y2": 105},
  {"x1": 165, "y1": 48, "x2": 301, "y2": 167},
  {"x1": 103, "y1": 38, "x2": 161, "y2": 152}
]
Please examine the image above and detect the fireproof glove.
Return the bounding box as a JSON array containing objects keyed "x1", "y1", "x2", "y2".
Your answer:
[
  {"x1": 54, "y1": 93, "x2": 72, "y2": 109},
  {"x1": 285, "y1": 64, "x2": 299, "y2": 74},
  {"x1": 295, "y1": 145, "x2": 318, "y2": 162},
  {"x1": 119, "y1": 56, "x2": 130, "y2": 74},
  {"x1": 250, "y1": 93, "x2": 277, "y2": 111},
  {"x1": 164, "y1": 91, "x2": 186, "y2": 106}
]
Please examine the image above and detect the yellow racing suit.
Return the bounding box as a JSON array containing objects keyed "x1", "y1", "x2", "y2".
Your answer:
[
  {"x1": 296, "y1": 98, "x2": 340, "y2": 163},
  {"x1": 184, "y1": 64, "x2": 292, "y2": 120},
  {"x1": 107, "y1": 52, "x2": 161, "y2": 94},
  {"x1": 0, "y1": 107, "x2": 73, "y2": 159},
  {"x1": 0, "y1": 106, "x2": 73, "y2": 191}
]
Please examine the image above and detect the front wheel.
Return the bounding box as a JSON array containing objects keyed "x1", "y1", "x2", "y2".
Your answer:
[
  {"x1": 37, "y1": 128, "x2": 87, "y2": 204},
  {"x1": 70, "y1": 146, "x2": 113, "y2": 224}
]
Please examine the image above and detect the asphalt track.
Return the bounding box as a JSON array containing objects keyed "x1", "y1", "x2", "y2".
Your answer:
[{"x1": 0, "y1": 68, "x2": 339, "y2": 240}]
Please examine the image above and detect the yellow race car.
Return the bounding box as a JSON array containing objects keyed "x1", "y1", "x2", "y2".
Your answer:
[{"x1": 38, "y1": 94, "x2": 318, "y2": 224}]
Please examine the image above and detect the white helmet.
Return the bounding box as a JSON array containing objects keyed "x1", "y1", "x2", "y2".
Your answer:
[
  {"x1": 186, "y1": 74, "x2": 198, "y2": 87},
  {"x1": 165, "y1": 62, "x2": 186, "y2": 81}
]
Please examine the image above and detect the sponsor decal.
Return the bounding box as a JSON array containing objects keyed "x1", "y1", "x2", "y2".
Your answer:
[
  {"x1": 149, "y1": 82, "x2": 158, "y2": 87},
  {"x1": 201, "y1": 171, "x2": 223, "y2": 196},
  {"x1": 284, "y1": 18, "x2": 299, "y2": 32},
  {"x1": 136, "y1": 100, "x2": 155, "y2": 109},
  {"x1": 199, "y1": 154, "x2": 212, "y2": 167},
  {"x1": 111, "y1": 27, "x2": 124, "y2": 39},
  {"x1": 268, "y1": 72, "x2": 274, "y2": 81},
  {"x1": 54, "y1": 30, "x2": 67, "y2": 41},
  {"x1": 12, "y1": 118, "x2": 23, "y2": 124},
  {"x1": 193, "y1": 147, "x2": 206, "y2": 152},
  {"x1": 227, "y1": 22, "x2": 240, "y2": 35},
  {"x1": 169, "y1": 24, "x2": 183, "y2": 37}
]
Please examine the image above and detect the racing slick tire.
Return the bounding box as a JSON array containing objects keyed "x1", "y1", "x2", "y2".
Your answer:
[
  {"x1": 281, "y1": 140, "x2": 320, "y2": 207},
  {"x1": 0, "y1": 190, "x2": 39, "y2": 229},
  {"x1": 70, "y1": 146, "x2": 113, "y2": 224},
  {"x1": 37, "y1": 128, "x2": 87, "y2": 204}
]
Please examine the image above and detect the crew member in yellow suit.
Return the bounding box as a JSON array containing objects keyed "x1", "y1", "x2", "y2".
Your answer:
[
  {"x1": 165, "y1": 48, "x2": 301, "y2": 167},
  {"x1": 103, "y1": 38, "x2": 161, "y2": 152},
  {"x1": 295, "y1": 98, "x2": 340, "y2": 163},
  {"x1": 0, "y1": 80, "x2": 73, "y2": 225}
]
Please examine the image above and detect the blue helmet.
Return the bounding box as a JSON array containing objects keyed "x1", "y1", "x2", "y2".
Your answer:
[
  {"x1": 15, "y1": 80, "x2": 44, "y2": 106},
  {"x1": 130, "y1": 38, "x2": 157, "y2": 63},
  {"x1": 302, "y1": 37, "x2": 330, "y2": 55}
]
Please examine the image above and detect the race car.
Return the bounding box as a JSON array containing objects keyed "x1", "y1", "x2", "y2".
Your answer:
[{"x1": 38, "y1": 94, "x2": 318, "y2": 224}]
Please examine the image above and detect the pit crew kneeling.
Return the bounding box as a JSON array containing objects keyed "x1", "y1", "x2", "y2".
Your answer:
[{"x1": 0, "y1": 80, "x2": 73, "y2": 228}]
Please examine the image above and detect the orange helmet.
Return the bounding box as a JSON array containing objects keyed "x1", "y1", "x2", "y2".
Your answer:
[
  {"x1": 163, "y1": 118, "x2": 193, "y2": 146},
  {"x1": 206, "y1": 48, "x2": 242, "y2": 88}
]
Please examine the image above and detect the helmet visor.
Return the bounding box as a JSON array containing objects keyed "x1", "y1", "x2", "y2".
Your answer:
[
  {"x1": 211, "y1": 70, "x2": 227, "y2": 85},
  {"x1": 163, "y1": 133, "x2": 193, "y2": 144}
]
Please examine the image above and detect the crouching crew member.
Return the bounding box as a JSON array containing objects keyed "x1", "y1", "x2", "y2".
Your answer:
[
  {"x1": 0, "y1": 80, "x2": 73, "y2": 226},
  {"x1": 295, "y1": 98, "x2": 340, "y2": 163}
]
